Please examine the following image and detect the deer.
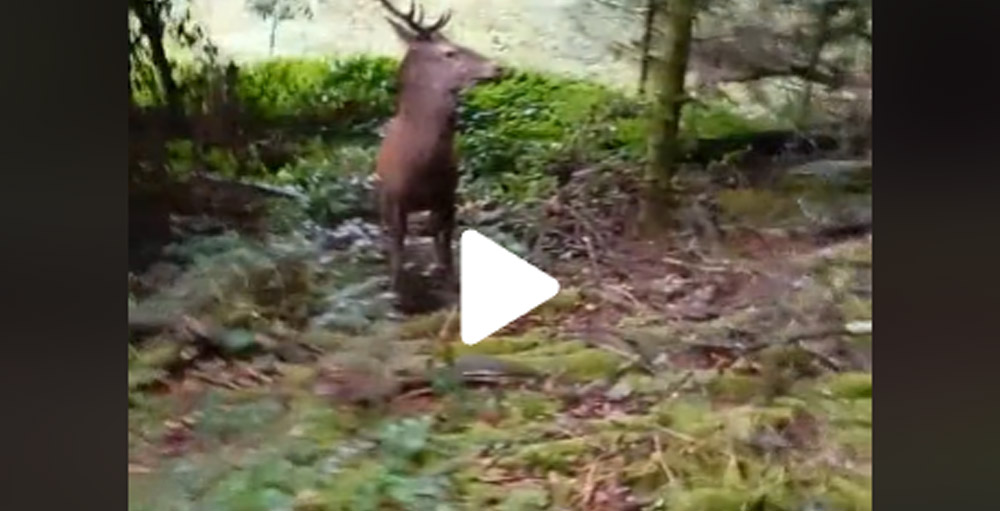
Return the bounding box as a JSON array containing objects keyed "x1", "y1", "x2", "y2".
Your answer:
[{"x1": 373, "y1": 0, "x2": 503, "y2": 294}]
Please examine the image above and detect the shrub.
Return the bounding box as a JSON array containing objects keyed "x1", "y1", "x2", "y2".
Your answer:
[
  {"x1": 235, "y1": 56, "x2": 397, "y2": 126},
  {"x1": 458, "y1": 70, "x2": 647, "y2": 202},
  {"x1": 681, "y1": 97, "x2": 781, "y2": 140},
  {"x1": 272, "y1": 142, "x2": 379, "y2": 225}
]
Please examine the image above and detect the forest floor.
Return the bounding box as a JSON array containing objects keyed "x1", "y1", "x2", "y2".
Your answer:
[{"x1": 128, "y1": 161, "x2": 872, "y2": 511}]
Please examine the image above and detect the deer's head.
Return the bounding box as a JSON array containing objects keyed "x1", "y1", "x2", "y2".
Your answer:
[{"x1": 377, "y1": 0, "x2": 502, "y2": 94}]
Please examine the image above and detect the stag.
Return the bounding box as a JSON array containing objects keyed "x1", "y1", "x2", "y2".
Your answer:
[{"x1": 373, "y1": 0, "x2": 502, "y2": 294}]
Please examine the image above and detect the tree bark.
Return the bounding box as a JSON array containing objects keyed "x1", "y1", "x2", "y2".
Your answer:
[
  {"x1": 637, "y1": 0, "x2": 659, "y2": 95},
  {"x1": 796, "y1": 1, "x2": 841, "y2": 128},
  {"x1": 640, "y1": 0, "x2": 696, "y2": 233},
  {"x1": 131, "y1": 0, "x2": 184, "y2": 131}
]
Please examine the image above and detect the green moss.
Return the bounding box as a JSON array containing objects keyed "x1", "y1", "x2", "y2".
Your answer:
[
  {"x1": 460, "y1": 481, "x2": 507, "y2": 509},
  {"x1": 840, "y1": 295, "x2": 872, "y2": 322},
  {"x1": 681, "y1": 99, "x2": 780, "y2": 139},
  {"x1": 618, "y1": 373, "x2": 676, "y2": 394},
  {"x1": 136, "y1": 338, "x2": 184, "y2": 366},
  {"x1": 292, "y1": 398, "x2": 360, "y2": 446},
  {"x1": 455, "y1": 332, "x2": 546, "y2": 356},
  {"x1": 716, "y1": 189, "x2": 801, "y2": 225},
  {"x1": 503, "y1": 391, "x2": 561, "y2": 423},
  {"x1": 590, "y1": 413, "x2": 660, "y2": 433},
  {"x1": 534, "y1": 287, "x2": 583, "y2": 318},
  {"x1": 653, "y1": 399, "x2": 720, "y2": 435},
  {"x1": 318, "y1": 459, "x2": 386, "y2": 511},
  {"x1": 497, "y1": 483, "x2": 549, "y2": 511},
  {"x1": 500, "y1": 437, "x2": 592, "y2": 473},
  {"x1": 396, "y1": 310, "x2": 451, "y2": 340},
  {"x1": 510, "y1": 347, "x2": 624, "y2": 381},
  {"x1": 298, "y1": 328, "x2": 351, "y2": 350},
  {"x1": 510, "y1": 339, "x2": 593, "y2": 358},
  {"x1": 833, "y1": 425, "x2": 872, "y2": 459},
  {"x1": 824, "y1": 476, "x2": 872, "y2": 511},
  {"x1": 666, "y1": 487, "x2": 757, "y2": 511},
  {"x1": 443, "y1": 422, "x2": 517, "y2": 447},
  {"x1": 279, "y1": 364, "x2": 319, "y2": 390},
  {"x1": 824, "y1": 372, "x2": 872, "y2": 400},
  {"x1": 708, "y1": 373, "x2": 768, "y2": 403},
  {"x1": 841, "y1": 242, "x2": 873, "y2": 266}
]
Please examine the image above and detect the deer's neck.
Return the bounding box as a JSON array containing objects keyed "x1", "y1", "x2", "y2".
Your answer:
[{"x1": 396, "y1": 83, "x2": 459, "y2": 134}]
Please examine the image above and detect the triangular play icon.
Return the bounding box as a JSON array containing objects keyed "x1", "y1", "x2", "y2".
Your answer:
[{"x1": 460, "y1": 229, "x2": 560, "y2": 345}]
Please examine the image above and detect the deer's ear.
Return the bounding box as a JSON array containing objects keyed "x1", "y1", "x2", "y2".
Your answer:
[{"x1": 385, "y1": 18, "x2": 417, "y2": 44}]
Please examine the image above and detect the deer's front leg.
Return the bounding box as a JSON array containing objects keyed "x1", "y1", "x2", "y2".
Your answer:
[
  {"x1": 382, "y1": 196, "x2": 408, "y2": 292},
  {"x1": 430, "y1": 204, "x2": 456, "y2": 289}
]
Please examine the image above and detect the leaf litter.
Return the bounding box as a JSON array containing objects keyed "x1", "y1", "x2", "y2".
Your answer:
[{"x1": 129, "y1": 163, "x2": 871, "y2": 511}]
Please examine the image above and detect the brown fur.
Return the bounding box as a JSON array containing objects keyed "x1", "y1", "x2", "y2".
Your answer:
[{"x1": 373, "y1": 1, "x2": 502, "y2": 291}]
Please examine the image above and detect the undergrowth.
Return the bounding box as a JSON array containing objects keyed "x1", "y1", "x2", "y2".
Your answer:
[{"x1": 141, "y1": 55, "x2": 778, "y2": 211}]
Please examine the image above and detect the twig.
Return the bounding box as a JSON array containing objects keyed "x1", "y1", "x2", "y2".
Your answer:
[
  {"x1": 795, "y1": 343, "x2": 843, "y2": 371},
  {"x1": 392, "y1": 386, "x2": 436, "y2": 402},
  {"x1": 191, "y1": 371, "x2": 240, "y2": 390},
  {"x1": 437, "y1": 306, "x2": 459, "y2": 366},
  {"x1": 297, "y1": 341, "x2": 325, "y2": 356},
  {"x1": 128, "y1": 463, "x2": 153, "y2": 474},
  {"x1": 564, "y1": 204, "x2": 608, "y2": 254},
  {"x1": 661, "y1": 254, "x2": 731, "y2": 273},
  {"x1": 655, "y1": 425, "x2": 697, "y2": 444},
  {"x1": 663, "y1": 370, "x2": 695, "y2": 399},
  {"x1": 580, "y1": 460, "x2": 599, "y2": 506},
  {"x1": 582, "y1": 235, "x2": 602, "y2": 278},
  {"x1": 609, "y1": 284, "x2": 655, "y2": 313},
  {"x1": 652, "y1": 434, "x2": 676, "y2": 484},
  {"x1": 478, "y1": 474, "x2": 532, "y2": 484}
]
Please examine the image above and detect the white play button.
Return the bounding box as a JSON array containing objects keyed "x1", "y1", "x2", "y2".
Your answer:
[{"x1": 460, "y1": 229, "x2": 561, "y2": 345}]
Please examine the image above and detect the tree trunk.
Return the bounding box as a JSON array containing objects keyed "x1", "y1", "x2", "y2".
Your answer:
[
  {"x1": 131, "y1": 0, "x2": 184, "y2": 132},
  {"x1": 637, "y1": 0, "x2": 659, "y2": 95},
  {"x1": 269, "y1": 16, "x2": 279, "y2": 56},
  {"x1": 640, "y1": 0, "x2": 696, "y2": 233},
  {"x1": 796, "y1": 1, "x2": 840, "y2": 128}
]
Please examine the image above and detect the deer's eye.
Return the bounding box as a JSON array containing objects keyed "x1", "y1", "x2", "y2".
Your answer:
[{"x1": 443, "y1": 49, "x2": 458, "y2": 58}]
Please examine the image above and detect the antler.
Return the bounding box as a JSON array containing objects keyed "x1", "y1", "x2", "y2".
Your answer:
[{"x1": 377, "y1": 0, "x2": 452, "y2": 38}]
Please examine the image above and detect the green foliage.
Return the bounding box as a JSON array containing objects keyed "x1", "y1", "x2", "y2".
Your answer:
[
  {"x1": 458, "y1": 71, "x2": 645, "y2": 202},
  {"x1": 234, "y1": 56, "x2": 397, "y2": 127},
  {"x1": 334, "y1": 417, "x2": 456, "y2": 511},
  {"x1": 196, "y1": 391, "x2": 286, "y2": 442},
  {"x1": 272, "y1": 142, "x2": 378, "y2": 224},
  {"x1": 234, "y1": 59, "x2": 334, "y2": 119},
  {"x1": 681, "y1": 98, "x2": 781, "y2": 140},
  {"x1": 134, "y1": 54, "x2": 774, "y2": 210}
]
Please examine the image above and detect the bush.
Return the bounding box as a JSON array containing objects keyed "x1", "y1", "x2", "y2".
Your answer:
[
  {"x1": 458, "y1": 71, "x2": 647, "y2": 202},
  {"x1": 272, "y1": 142, "x2": 379, "y2": 225},
  {"x1": 681, "y1": 97, "x2": 781, "y2": 140},
  {"x1": 235, "y1": 56, "x2": 398, "y2": 127}
]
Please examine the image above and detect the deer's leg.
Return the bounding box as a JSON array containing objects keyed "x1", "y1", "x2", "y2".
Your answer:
[
  {"x1": 382, "y1": 195, "x2": 407, "y2": 292},
  {"x1": 431, "y1": 204, "x2": 456, "y2": 286}
]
